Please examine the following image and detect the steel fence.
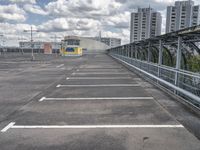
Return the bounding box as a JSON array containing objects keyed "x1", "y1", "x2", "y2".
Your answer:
[{"x1": 110, "y1": 53, "x2": 200, "y2": 107}]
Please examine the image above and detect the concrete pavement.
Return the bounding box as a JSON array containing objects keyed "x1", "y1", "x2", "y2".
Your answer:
[{"x1": 0, "y1": 53, "x2": 200, "y2": 150}]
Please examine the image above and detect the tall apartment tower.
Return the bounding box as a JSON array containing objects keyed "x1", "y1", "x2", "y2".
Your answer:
[
  {"x1": 130, "y1": 7, "x2": 162, "y2": 43},
  {"x1": 166, "y1": 0, "x2": 200, "y2": 33}
]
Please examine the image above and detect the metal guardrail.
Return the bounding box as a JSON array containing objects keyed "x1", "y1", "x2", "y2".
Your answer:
[{"x1": 110, "y1": 53, "x2": 200, "y2": 107}]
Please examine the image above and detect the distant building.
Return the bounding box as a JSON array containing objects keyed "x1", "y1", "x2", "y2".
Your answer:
[
  {"x1": 63, "y1": 36, "x2": 109, "y2": 52},
  {"x1": 100, "y1": 38, "x2": 121, "y2": 48},
  {"x1": 88, "y1": 37, "x2": 121, "y2": 48},
  {"x1": 166, "y1": 0, "x2": 200, "y2": 33},
  {"x1": 19, "y1": 41, "x2": 61, "y2": 50},
  {"x1": 130, "y1": 7, "x2": 162, "y2": 43}
]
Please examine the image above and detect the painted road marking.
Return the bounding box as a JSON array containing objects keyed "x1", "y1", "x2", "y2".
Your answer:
[
  {"x1": 56, "y1": 64, "x2": 64, "y2": 68},
  {"x1": 39, "y1": 97, "x2": 154, "y2": 102},
  {"x1": 56, "y1": 84, "x2": 141, "y2": 88},
  {"x1": 72, "y1": 72, "x2": 129, "y2": 75},
  {"x1": 1, "y1": 122, "x2": 184, "y2": 132},
  {"x1": 1, "y1": 122, "x2": 15, "y2": 133},
  {"x1": 66, "y1": 77, "x2": 132, "y2": 80}
]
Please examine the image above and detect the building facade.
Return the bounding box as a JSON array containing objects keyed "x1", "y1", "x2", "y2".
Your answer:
[
  {"x1": 166, "y1": 0, "x2": 200, "y2": 33},
  {"x1": 19, "y1": 41, "x2": 61, "y2": 50},
  {"x1": 130, "y1": 7, "x2": 162, "y2": 43},
  {"x1": 88, "y1": 37, "x2": 121, "y2": 48},
  {"x1": 100, "y1": 38, "x2": 121, "y2": 48},
  {"x1": 63, "y1": 36, "x2": 110, "y2": 52}
]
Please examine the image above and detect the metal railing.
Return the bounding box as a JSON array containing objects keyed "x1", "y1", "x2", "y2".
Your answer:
[{"x1": 110, "y1": 53, "x2": 200, "y2": 107}]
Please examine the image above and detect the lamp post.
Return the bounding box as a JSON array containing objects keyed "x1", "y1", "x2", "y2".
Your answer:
[
  {"x1": 18, "y1": 36, "x2": 27, "y2": 54},
  {"x1": 0, "y1": 34, "x2": 4, "y2": 55},
  {"x1": 24, "y1": 26, "x2": 38, "y2": 61},
  {"x1": 50, "y1": 35, "x2": 62, "y2": 54}
]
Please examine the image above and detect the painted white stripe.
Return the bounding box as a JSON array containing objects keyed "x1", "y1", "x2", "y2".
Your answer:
[
  {"x1": 39, "y1": 97, "x2": 46, "y2": 102},
  {"x1": 11, "y1": 125, "x2": 184, "y2": 129},
  {"x1": 66, "y1": 77, "x2": 132, "y2": 80},
  {"x1": 1, "y1": 122, "x2": 15, "y2": 132},
  {"x1": 56, "y1": 64, "x2": 64, "y2": 68},
  {"x1": 56, "y1": 84, "x2": 141, "y2": 88},
  {"x1": 72, "y1": 72, "x2": 129, "y2": 75},
  {"x1": 39, "y1": 97, "x2": 154, "y2": 102},
  {"x1": 1, "y1": 123, "x2": 183, "y2": 132}
]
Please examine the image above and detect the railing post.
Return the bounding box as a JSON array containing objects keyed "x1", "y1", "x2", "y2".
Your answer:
[
  {"x1": 135, "y1": 45, "x2": 137, "y2": 59},
  {"x1": 147, "y1": 42, "x2": 151, "y2": 72},
  {"x1": 127, "y1": 45, "x2": 130, "y2": 57},
  {"x1": 127, "y1": 46, "x2": 129, "y2": 57},
  {"x1": 158, "y1": 39, "x2": 163, "y2": 77},
  {"x1": 148, "y1": 42, "x2": 151, "y2": 62},
  {"x1": 175, "y1": 36, "x2": 182, "y2": 88},
  {"x1": 130, "y1": 45, "x2": 133, "y2": 58}
]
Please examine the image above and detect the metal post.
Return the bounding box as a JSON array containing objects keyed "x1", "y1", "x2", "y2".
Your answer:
[
  {"x1": 128, "y1": 46, "x2": 130, "y2": 57},
  {"x1": 30, "y1": 26, "x2": 34, "y2": 60},
  {"x1": 175, "y1": 36, "x2": 182, "y2": 87},
  {"x1": 126, "y1": 46, "x2": 127, "y2": 57},
  {"x1": 131, "y1": 44, "x2": 133, "y2": 58},
  {"x1": 135, "y1": 45, "x2": 137, "y2": 59},
  {"x1": 24, "y1": 26, "x2": 38, "y2": 61},
  {"x1": 147, "y1": 42, "x2": 151, "y2": 62},
  {"x1": 158, "y1": 39, "x2": 163, "y2": 77}
]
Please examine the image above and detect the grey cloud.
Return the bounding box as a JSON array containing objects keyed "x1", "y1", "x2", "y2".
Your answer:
[{"x1": 115, "y1": 0, "x2": 127, "y2": 4}]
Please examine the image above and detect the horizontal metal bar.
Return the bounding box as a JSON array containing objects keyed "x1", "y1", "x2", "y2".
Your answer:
[
  {"x1": 111, "y1": 55, "x2": 200, "y2": 104},
  {"x1": 117, "y1": 54, "x2": 200, "y2": 79}
]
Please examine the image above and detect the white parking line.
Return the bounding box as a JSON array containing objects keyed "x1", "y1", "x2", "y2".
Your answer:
[
  {"x1": 39, "y1": 97, "x2": 154, "y2": 102},
  {"x1": 1, "y1": 122, "x2": 184, "y2": 132},
  {"x1": 56, "y1": 64, "x2": 64, "y2": 68},
  {"x1": 56, "y1": 84, "x2": 141, "y2": 88},
  {"x1": 1, "y1": 122, "x2": 15, "y2": 133},
  {"x1": 66, "y1": 77, "x2": 132, "y2": 80},
  {"x1": 72, "y1": 72, "x2": 129, "y2": 75}
]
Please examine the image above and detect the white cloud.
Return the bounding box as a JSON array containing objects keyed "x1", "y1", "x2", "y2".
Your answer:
[
  {"x1": 103, "y1": 11, "x2": 130, "y2": 28},
  {"x1": 23, "y1": 4, "x2": 48, "y2": 15},
  {"x1": 8, "y1": 0, "x2": 36, "y2": 4},
  {"x1": 38, "y1": 17, "x2": 101, "y2": 32},
  {"x1": 2, "y1": 0, "x2": 200, "y2": 46},
  {"x1": 0, "y1": 4, "x2": 26, "y2": 22},
  {"x1": 45, "y1": 0, "x2": 121, "y2": 18}
]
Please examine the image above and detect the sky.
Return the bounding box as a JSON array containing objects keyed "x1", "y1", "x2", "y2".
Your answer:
[{"x1": 0, "y1": 0, "x2": 199, "y2": 46}]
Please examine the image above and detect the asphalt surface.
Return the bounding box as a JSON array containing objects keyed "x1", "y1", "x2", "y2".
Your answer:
[{"x1": 0, "y1": 52, "x2": 200, "y2": 150}]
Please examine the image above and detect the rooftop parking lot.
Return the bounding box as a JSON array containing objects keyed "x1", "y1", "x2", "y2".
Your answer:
[{"x1": 0, "y1": 52, "x2": 200, "y2": 150}]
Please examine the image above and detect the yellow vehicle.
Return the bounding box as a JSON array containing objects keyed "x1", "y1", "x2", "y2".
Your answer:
[
  {"x1": 60, "y1": 36, "x2": 83, "y2": 56},
  {"x1": 60, "y1": 46, "x2": 82, "y2": 56}
]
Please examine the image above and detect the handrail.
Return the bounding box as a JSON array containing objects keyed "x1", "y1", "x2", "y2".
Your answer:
[{"x1": 109, "y1": 53, "x2": 200, "y2": 106}]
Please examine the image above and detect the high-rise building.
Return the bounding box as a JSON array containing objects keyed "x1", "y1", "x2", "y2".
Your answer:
[
  {"x1": 100, "y1": 38, "x2": 121, "y2": 48},
  {"x1": 130, "y1": 7, "x2": 162, "y2": 43},
  {"x1": 166, "y1": 0, "x2": 200, "y2": 33}
]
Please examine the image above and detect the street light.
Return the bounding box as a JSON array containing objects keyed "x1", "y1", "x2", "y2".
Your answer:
[
  {"x1": 18, "y1": 36, "x2": 27, "y2": 54},
  {"x1": 50, "y1": 35, "x2": 62, "y2": 54},
  {"x1": 24, "y1": 26, "x2": 39, "y2": 61},
  {"x1": 0, "y1": 34, "x2": 4, "y2": 55}
]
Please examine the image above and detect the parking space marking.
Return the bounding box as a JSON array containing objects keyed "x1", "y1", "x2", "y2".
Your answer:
[
  {"x1": 66, "y1": 77, "x2": 132, "y2": 80},
  {"x1": 56, "y1": 64, "x2": 64, "y2": 68},
  {"x1": 56, "y1": 84, "x2": 141, "y2": 88},
  {"x1": 72, "y1": 72, "x2": 129, "y2": 75},
  {"x1": 39, "y1": 97, "x2": 154, "y2": 102},
  {"x1": 1, "y1": 122, "x2": 184, "y2": 132},
  {"x1": 1, "y1": 122, "x2": 15, "y2": 133}
]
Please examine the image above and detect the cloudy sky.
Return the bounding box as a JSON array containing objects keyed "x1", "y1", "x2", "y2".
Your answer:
[{"x1": 0, "y1": 0, "x2": 199, "y2": 46}]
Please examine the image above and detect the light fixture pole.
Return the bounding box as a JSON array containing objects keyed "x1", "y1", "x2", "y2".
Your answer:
[
  {"x1": 50, "y1": 35, "x2": 62, "y2": 54},
  {"x1": 24, "y1": 26, "x2": 38, "y2": 60},
  {"x1": 0, "y1": 34, "x2": 4, "y2": 55}
]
